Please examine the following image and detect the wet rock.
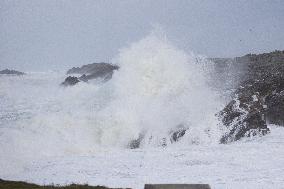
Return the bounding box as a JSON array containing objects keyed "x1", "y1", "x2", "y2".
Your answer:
[
  {"x1": 265, "y1": 90, "x2": 284, "y2": 125},
  {"x1": 128, "y1": 133, "x2": 145, "y2": 149},
  {"x1": 0, "y1": 69, "x2": 25, "y2": 75},
  {"x1": 219, "y1": 50, "x2": 284, "y2": 143},
  {"x1": 219, "y1": 92, "x2": 269, "y2": 143},
  {"x1": 169, "y1": 125, "x2": 187, "y2": 143},
  {"x1": 62, "y1": 62, "x2": 119, "y2": 85},
  {"x1": 128, "y1": 125, "x2": 188, "y2": 149},
  {"x1": 61, "y1": 76, "x2": 80, "y2": 86}
]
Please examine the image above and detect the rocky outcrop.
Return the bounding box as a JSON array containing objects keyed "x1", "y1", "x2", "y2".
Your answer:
[
  {"x1": 0, "y1": 69, "x2": 25, "y2": 75},
  {"x1": 128, "y1": 133, "x2": 145, "y2": 149},
  {"x1": 218, "y1": 50, "x2": 284, "y2": 143},
  {"x1": 219, "y1": 87, "x2": 269, "y2": 143},
  {"x1": 62, "y1": 63, "x2": 119, "y2": 86},
  {"x1": 127, "y1": 125, "x2": 188, "y2": 149},
  {"x1": 266, "y1": 91, "x2": 284, "y2": 125},
  {"x1": 67, "y1": 62, "x2": 119, "y2": 77},
  {"x1": 169, "y1": 125, "x2": 187, "y2": 143},
  {"x1": 61, "y1": 76, "x2": 80, "y2": 86}
]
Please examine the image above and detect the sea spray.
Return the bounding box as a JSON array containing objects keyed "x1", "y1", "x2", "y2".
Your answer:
[
  {"x1": 95, "y1": 31, "x2": 221, "y2": 148},
  {"x1": 0, "y1": 31, "x2": 222, "y2": 159}
]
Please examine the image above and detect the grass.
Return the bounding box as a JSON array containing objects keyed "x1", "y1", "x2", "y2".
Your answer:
[{"x1": 0, "y1": 179, "x2": 124, "y2": 189}]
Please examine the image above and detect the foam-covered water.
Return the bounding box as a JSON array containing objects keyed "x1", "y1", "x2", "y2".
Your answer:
[
  {"x1": 0, "y1": 32, "x2": 222, "y2": 159},
  {"x1": 1, "y1": 32, "x2": 284, "y2": 189},
  {"x1": 99, "y1": 32, "x2": 221, "y2": 147}
]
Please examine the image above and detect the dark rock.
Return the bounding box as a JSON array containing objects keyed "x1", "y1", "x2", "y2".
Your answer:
[
  {"x1": 128, "y1": 125, "x2": 188, "y2": 149},
  {"x1": 128, "y1": 133, "x2": 145, "y2": 149},
  {"x1": 0, "y1": 69, "x2": 25, "y2": 75},
  {"x1": 79, "y1": 74, "x2": 88, "y2": 82},
  {"x1": 61, "y1": 76, "x2": 80, "y2": 86},
  {"x1": 67, "y1": 62, "x2": 119, "y2": 75},
  {"x1": 219, "y1": 94, "x2": 269, "y2": 143},
  {"x1": 169, "y1": 125, "x2": 187, "y2": 143},
  {"x1": 218, "y1": 50, "x2": 284, "y2": 143},
  {"x1": 62, "y1": 62, "x2": 119, "y2": 86},
  {"x1": 265, "y1": 90, "x2": 284, "y2": 125}
]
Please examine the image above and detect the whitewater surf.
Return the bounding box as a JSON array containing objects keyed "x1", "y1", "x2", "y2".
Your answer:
[{"x1": 1, "y1": 32, "x2": 284, "y2": 189}]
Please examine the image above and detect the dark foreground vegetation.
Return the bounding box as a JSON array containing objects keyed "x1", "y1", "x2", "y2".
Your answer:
[{"x1": 0, "y1": 179, "x2": 119, "y2": 189}]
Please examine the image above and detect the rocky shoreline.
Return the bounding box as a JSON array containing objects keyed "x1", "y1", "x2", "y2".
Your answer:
[
  {"x1": 215, "y1": 51, "x2": 284, "y2": 143},
  {"x1": 60, "y1": 50, "x2": 284, "y2": 144}
]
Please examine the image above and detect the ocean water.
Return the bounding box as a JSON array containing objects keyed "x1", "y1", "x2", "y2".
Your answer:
[{"x1": 0, "y1": 32, "x2": 284, "y2": 189}]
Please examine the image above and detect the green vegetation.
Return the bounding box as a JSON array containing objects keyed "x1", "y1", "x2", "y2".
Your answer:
[{"x1": 0, "y1": 179, "x2": 121, "y2": 189}]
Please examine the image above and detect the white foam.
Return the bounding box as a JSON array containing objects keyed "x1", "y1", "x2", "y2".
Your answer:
[
  {"x1": 96, "y1": 31, "x2": 221, "y2": 147},
  {"x1": 0, "y1": 31, "x2": 222, "y2": 159}
]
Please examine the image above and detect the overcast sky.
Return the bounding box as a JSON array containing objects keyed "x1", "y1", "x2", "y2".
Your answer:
[{"x1": 1, "y1": 0, "x2": 284, "y2": 71}]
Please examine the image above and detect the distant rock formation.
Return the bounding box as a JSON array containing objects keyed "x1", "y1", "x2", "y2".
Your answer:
[
  {"x1": 61, "y1": 76, "x2": 80, "y2": 86},
  {"x1": 217, "y1": 50, "x2": 284, "y2": 143},
  {"x1": 67, "y1": 62, "x2": 119, "y2": 76},
  {"x1": 62, "y1": 63, "x2": 119, "y2": 86},
  {"x1": 0, "y1": 69, "x2": 25, "y2": 75}
]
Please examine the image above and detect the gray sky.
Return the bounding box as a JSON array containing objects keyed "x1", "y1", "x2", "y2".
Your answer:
[{"x1": 1, "y1": 0, "x2": 284, "y2": 71}]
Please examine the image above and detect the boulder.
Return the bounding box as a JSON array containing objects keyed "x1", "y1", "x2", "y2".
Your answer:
[
  {"x1": 61, "y1": 76, "x2": 80, "y2": 86},
  {"x1": 127, "y1": 125, "x2": 188, "y2": 149},
  {"x1": 169, "y1": 125, "x2": 187, "y2": 143},
  {"x1": 128, "y1": 133, "x2": 145, "y2": 149}
]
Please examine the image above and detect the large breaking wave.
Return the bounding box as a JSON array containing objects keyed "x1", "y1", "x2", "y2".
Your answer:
[{"x1": 0, "y1": 31, "x2": 222, "y2": 157}]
